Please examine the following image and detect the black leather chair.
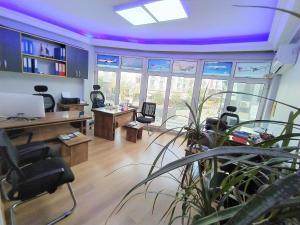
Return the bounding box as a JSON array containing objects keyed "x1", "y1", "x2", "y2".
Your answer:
[
  {"x1": 33, "y1": 85, "x2": 55, "y2": 112},
  {"x1": 220, "y1": 106, "x2": 240, "y2": 128},
  {"x1": 136, "y1": 102, "x2": 156, "y2": 134},
  {"x1": 89, "y1": 85, "x2": 105, "y2": 129},
  {"x1": 205, "y1": 106, "x2": 239, "y2": 132},
  {"x1": 0, "y1": 129, "x2": 76, "y2": 225},
  {"x1": 90, "y1": 85, "x2": 105, "y2": 109}
]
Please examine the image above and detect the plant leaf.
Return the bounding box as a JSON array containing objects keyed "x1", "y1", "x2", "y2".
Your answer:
[{"x1": 225, "y1": 170, "x2": 300, "y2": 225}]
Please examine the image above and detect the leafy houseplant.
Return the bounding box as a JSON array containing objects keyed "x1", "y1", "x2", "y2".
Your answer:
[
  {"x1": 106, "y1": 90, "x2": 300, "y2": 225},
  {"x1": 107, "y1": 6, "x2": 300, "y2": 225}
]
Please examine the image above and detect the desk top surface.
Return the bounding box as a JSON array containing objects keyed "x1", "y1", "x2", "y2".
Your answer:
[
  {"x1": 92, "y1": 107, "x2": 136, "y2": 116},
  {"x1": 0, "y1": 111, "x2": 91, "y2": 129}
]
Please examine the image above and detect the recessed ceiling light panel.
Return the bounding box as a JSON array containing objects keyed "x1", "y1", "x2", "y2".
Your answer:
[
  {"x1": 144, "y1": 0, "x2": 188, "y2": 22},
  {"x1": 116, "y1": 6, "x2": 156, "y2": 25}
]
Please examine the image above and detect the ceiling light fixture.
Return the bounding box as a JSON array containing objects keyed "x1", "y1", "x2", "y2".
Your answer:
[
  {"x1": 116, "y1": 6, "x2": 156, "y2": 25},
  {"x1": 114, "y1": 0, "x2": 188, "y2": 26},
  {"x1": 144, "y1": 0, "x2": 188, "y2": 22}
]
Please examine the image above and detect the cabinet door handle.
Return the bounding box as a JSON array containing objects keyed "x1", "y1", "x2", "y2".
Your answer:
[
  {"x1": 75, "y1": 70, "x2": 78, "y2": 77},
  {"x1": 79, "y1": 70, "x2": 81, "y2": 77},
  {"x1": 4, "y1": 60, "x2": 7, "y2": 69}
]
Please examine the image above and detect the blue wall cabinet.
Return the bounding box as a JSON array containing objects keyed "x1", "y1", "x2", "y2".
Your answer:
[
  {"x1": 0, "y1": 27, "x2": 22, "y2": 72},
  {"x1": 66, "y1": 46, "x2": 88, "y2": 79}
]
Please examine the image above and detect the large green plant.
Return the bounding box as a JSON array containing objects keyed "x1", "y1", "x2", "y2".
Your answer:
[
  {"x1": 106, "y1": 90, "x2": 300, "y2": 225},
  {"x1": 108, "y1": 6, "x2": 300, "y2": 224}
]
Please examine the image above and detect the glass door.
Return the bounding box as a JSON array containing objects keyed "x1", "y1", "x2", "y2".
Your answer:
[
  {"x1": 199, "y1": 79, "x2": 228, "y2": 122},
  {"x1": 97, "y1": 70, "x2": 117, "y2": 105},
  {"x1": 119, "y1": 72, "x2": 142, "y2": 107},
  {"x1": 166, "y1": 76, "x2": 195, "y2": 129},
  {"x1": 230, "y1": 82, "x2": 265, "y2": 121},
  {"x1": 146, "y1": 75, "x2": 168, "y2": 126}
]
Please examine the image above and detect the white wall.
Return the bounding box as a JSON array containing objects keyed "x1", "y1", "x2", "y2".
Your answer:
[
  {"x1": 0, "y1": 17, "x2": 95, "y2": 110},
  {"x1": 270, "y1": 51, "x2": 300, "y2": 136}
]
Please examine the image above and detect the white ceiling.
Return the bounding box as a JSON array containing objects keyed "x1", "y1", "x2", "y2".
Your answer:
[
  {"x1": 0, "y1": 0, "x2": 277, "y2": 39},
  {"x1": 1, "y1": 0, "x2": 299, "y2": 52}
]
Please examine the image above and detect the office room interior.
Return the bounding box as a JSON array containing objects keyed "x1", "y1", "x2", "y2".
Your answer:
[{"x1": 0, "y1": 0, "x2": 300, "y2": 225}]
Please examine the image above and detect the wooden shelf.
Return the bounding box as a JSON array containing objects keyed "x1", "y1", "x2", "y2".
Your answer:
[
  {"x1": 22, "y1": 53, "x2": 66, "y2": 63},
  {"x1": 22, "y1": 72, "x2": 67, "y2": 78}
]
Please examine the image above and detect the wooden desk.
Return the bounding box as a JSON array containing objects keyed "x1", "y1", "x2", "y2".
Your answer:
[
  {"x1": 92, "y1": 107, "x2": 136, "y2": 141},
  {"x1": 57, "y1": 103, "x2": 89, "y2": 111},
  {"x1": 0, "y1": 111, "x2": 91, "y2": 144}
]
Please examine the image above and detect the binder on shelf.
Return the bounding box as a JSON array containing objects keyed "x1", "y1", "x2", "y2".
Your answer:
[
  {"x1": 22, "y1": 40, "x2": 34, "y2": 54},
  {"x1": 28, "y1": 58, "x2": 32, "y2": 73},
  {"x1": 54, "y1": 47, "x2": 65, "y2": 60},
  {"x1": 55, "y1": 63, "x2": 59, "y2": 75},
  {"x1": 28, "y1": 40, "x2": 34, "y2": 55},
  {"x1": 23, "y1": 57, "x2": 28, "y2": 72},
  {"x1": 61, "y1": 64, "x2": 66, "y2": 76},
  {"x1": 32, "y1": 59, "x2": 39, "y2": 73}
]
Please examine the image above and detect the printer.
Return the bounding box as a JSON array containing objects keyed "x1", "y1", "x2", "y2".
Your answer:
[{"x1": 61, "y1": 92, "x2": 80, "y2": 104}]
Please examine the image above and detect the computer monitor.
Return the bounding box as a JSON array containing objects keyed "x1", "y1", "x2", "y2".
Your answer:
[{"x1": 0, "y1": 92, "x2": 46, "y2": 118}]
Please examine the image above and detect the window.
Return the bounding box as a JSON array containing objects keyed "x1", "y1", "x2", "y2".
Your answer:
[
  {"x1": 146, "y1": 76, "x2": 168, "y2": 126},
  {"x1": 230, "y1": 83, "x2": 265, "y2": 121},
  {"x1": 199, "y1": 79, "x2": 228, "y2": 122},
  {"x1": 97, "y1": 71, "x2": 117, "y2": 105},
  {"x1": 203, "y1": 62, "x2": 232, "y2": 76},
  {"x1": 234, "y1": 62, "x2": 271, "y2": 78},
  {"x1": 119, "y1": 72, "x2": 142, "y2": 106},
  {"x1": 167, "y1": 77, "x2": 195, "y2": 129}
]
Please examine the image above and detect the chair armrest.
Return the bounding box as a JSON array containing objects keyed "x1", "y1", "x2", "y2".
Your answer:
[
  {"x1": 17, "y1": 142, "x2": 49, "y2": 156},
  {"x1": 8, "y1": 130, "x2": 33, "y2": 144},
  {"x1": 20, "y1": 168, "x2": 64, "y2": 185}
]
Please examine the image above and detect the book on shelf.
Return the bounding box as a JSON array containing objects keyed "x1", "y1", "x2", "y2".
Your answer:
[{"x1": 54, "y1": 47, "x2": 66, "y2": 60}]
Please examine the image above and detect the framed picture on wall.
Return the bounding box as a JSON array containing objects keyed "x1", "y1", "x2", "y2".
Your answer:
[
  {"x1": 148, "y1": 59, "x2": 171, "y2": 73},
  {"x1": 97, "y1": 54, "x2": 120, "y2": 68},
  {"x1": 203, "y1": 62, "x2": 232, "y2": 76},
  {"x1": 121, "y1": 56, "x2": 143, "y2": 70},
  {"x1": 234, "y1": 62, "x2": 271, "y2": 78},
  {"x1": 172, "y1": 60, "x2": 197, "y2": 75}
]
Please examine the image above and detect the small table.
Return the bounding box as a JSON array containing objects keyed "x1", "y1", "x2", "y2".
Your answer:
[
  {"x1": 92, "y1": 107, "x2": 136, "y2": 141},
  {"x1": 125, "y1": 122, "x2": 145, "y2": 143},
  {"x1": 60, "y1": 133, "x2": 91, "y2": 166}
]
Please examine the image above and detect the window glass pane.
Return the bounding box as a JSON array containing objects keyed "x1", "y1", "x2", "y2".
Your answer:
[
  {"x1": 203, "y1": 62, "x2": 232, "y2": 76},
  {"x1": 146, "y1": 76, "x2": 168, "y2": 126},
  {"x1": 235, "y1": 62, "x2": 271, "y2": 78},
  {"x1": 121, "y1": 57, "x2": 143, "y2": 70},
  {"x1": 119, "y1": 72, "x2": 142, "y2": 107},
  {"x1": 148, "y1": 59, "x2": 171, "y2": 73},
  {"x1": 172, "y1": 60, "x2": 197, "y2": 75},
  {"x1": 167, "y1": 77, "x2": 195, "y2": 129},
  {"x1": 199, "y1": 79, "x2": 228, "y2": 122},
  {"x1": 230, "y1": 83, "x2": 264, "y2": 121},
  {"x1": 97, "y1": 71, "x2": 116, "y2": 105},
  {"x1": 97, "y1": 54, "x2": 119, "y2": 68}
]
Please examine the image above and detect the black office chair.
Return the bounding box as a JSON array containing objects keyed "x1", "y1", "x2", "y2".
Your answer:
[
  {"x1": 136, "y1": 102, "x2": 156, "y2": 135},
  {"x1": 0, "y1": 129, "x2": 76, "y2": 225},
  {"x1": 33, "y1": 85, "x2": 55, "y2": 112},
  {"x1": 89, "y1": 85, "x2": 105, "y2": 129},
  {"x1": 90, "y1": 85, "x2": 105, "y2": 109},
  {"x1": 220, "y1": 106, "x2": 240, "y2": 128}
]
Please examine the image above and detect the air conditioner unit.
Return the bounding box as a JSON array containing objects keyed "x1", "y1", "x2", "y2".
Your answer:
[{"x1": 271, "y1": 44, "x2": 299, "y2": 74}]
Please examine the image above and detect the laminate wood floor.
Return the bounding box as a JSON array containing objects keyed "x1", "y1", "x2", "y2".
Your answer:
[{"x1": 6, "y1": 128, "x2": 185, "y2": 225}]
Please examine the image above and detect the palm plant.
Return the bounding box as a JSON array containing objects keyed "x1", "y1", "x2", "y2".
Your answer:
[{"x1": 107, "y1": 6, "x2": 300, "y2": 225}]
